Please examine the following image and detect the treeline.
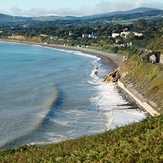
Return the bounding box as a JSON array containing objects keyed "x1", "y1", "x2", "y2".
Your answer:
[{"x1": 0, "y1": 18, "x2": 162, "y2": 53}]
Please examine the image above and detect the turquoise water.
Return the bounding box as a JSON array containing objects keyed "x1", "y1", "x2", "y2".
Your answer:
[{"x1": 0, "y1": 42, "x2": 146, "y2": 149}]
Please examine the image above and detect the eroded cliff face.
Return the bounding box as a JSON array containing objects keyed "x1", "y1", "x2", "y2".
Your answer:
[
  {"x1": 103, "y1": 70, "x2": 121, "y2": 83},
  {"x1": 118, "y1": 56, "x2": 163, "y2": 114},
  {"x1": 103, "y1": 55, "x2": 163, "y2": 114}
]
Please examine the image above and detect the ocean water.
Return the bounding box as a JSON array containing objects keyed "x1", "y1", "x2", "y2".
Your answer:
[{"x1": 0, "y1": 42, "x2": 146, "y2": 149}]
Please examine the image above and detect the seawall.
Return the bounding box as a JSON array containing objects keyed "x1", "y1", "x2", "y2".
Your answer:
[{"x1": 118, "y1": 80, "x2": 160, "y2": 116}]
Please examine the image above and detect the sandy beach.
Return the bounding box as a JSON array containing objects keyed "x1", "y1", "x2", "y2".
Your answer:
[
  {"x1": 0, "y1": 39, "x2": 123, "y2": 69},
  {"x1": 41, "y1": 44, "x2": 123, "y2": 68}
]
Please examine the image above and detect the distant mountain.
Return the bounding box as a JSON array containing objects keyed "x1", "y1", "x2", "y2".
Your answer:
[
  {"x1": 32, "y1": 15, "x2": 79, "y2": 21},
  {"x1": 0, "y1": 7, "x2": 162, "y2": 24},
  {"x1": 0, "y1": 14, "x2": 78, "y2": 24},
  {"x1": 0, "y1": 13, "x2": 33, "y2": 24},
  {"x1": 0, "y1": 13, "x2": 12, "y2": 18},
  {"x1": 80, "y1": 7, "x2": 161, "y2": 19}
]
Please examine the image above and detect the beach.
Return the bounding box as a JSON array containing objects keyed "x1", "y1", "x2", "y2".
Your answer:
[
  {"x1": 0, "y1": 39, "x2": 122, "y2": 68},
  {"x1": 0, "y1": 40, "x2": 147, "y2": 149},
  {"x1": 41, "y1": 44, "x2": 123, "y2": 68}
]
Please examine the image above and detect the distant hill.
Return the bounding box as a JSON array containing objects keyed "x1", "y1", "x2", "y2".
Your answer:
[
  {"x1": 0, "y1": 7, "x2": 162, "y2": 24},
  {"x1": 32, "y1": 16, "x2": 79, "y2": 21},
  {"x1": 0, "y1": 13, "x2": 33, "y2": 24},
  {"x1": 80, "y1": 7, "x2": 160, "y2": 19}
]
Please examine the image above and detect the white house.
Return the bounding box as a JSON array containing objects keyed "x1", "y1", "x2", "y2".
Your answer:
[
  {"x1": 112, "y1": 33, "x2": 120, "y2": 38},
  {"x1": 133, "y1": 32, "x2": 143, "y2": 37},
  {"x1": 40, "y1": 34, "x2": 48, "y2": 37}
]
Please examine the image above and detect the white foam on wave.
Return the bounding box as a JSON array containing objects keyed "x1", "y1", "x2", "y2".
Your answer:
[
  {"x1": 64, "y1": 109, "x2": 85, "y2": 124},
  {"x1": 88, "y1": 60, "x2": 102, "y2": 85},
  {"x1": 88, "y1": 60, "x2": 146, "y2": 130},
  {"x1": 71, "y1": 50, "x2": 100, "y2": 59},
  {"x1": 50, "y1": 119, "x2": 70, "y2": 126},
  {"x1": 90, "y1": 61, "x2": 100, "y2": 80},
  {"x1": 28, "y1": 132, "x2": 68, "y2": 146},
  {"x1": 45, "y1": 133, "x2": 68, "y2": 143},
  {"x1": 93, "y1": 82, "x2": 146, "y2": 129},
  {"x1": 91, "y1": 83, "x2": 127, "y2": 109},
  {"x1": 37, "y1": 44, "x2": 101, "y2": 61}
]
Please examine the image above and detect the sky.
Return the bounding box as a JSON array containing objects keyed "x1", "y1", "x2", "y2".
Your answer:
[{"x1": 0, "y1": 0, "x2": 163, "y2": 17}]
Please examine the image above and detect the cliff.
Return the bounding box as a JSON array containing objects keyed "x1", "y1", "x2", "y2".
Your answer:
[
  {"x1": 119, "y1": 56, "x2": 163, "y2": 114},
  {"x1": 104, "y1": 55, "x2": 163, "y2": 115},
  {"x1": 103, "y1": 70, "x2": 121, "y2": 82}
]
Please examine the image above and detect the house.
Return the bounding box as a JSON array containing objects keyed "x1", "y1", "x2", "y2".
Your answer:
[
  {"x1": 88, "y1": 32, "x2": 97, "y2": 39},
  {"x1": 69, "y1": 31, "x2": 73, "y2": 36},
  {"x1": 82, "y1": 34, "x2": 87, "y2": 38},
  {"x1": 82, "y1": 33, "x2": 97, "y2": 39},
  {"x1": 133, "y1": 32, "x2": 143, "y2": 37},
  {"x1": 112, "y1": 33, "x2": 120, "y2": 38},
  {"x1": 40, "y1": 34, "x2": 48, "y2": 37},
  {"x1": 120, "y1": 31, "x2": 130, "y2": 38}
]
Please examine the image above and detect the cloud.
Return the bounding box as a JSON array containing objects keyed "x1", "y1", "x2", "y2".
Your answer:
[{"x1": 0, "y1": 0, "x2": 163, "y2": 17}]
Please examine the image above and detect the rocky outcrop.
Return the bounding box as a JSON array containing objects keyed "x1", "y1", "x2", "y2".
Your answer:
[{"x1": 103, "y1": 70, "x2": 121, "y2": 83}]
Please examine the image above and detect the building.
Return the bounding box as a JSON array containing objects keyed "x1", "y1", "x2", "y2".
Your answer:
[
  {"x1": 133, "y1": 32, "x2": 143, "y2": 37},
  {"x1": 120, "y1": 31, "x2": 130, "y2": 38},
  {"x1": 112, "y1": 33, "x2": 120, "y2": 38}
]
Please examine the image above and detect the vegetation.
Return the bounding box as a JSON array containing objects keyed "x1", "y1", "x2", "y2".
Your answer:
[
  {"x1": 148, "y1": 36, "x2": 163, "y2": 53},
  {"x1": 0, "y1": 114, "x2": 162, "y2": 162},
  {"x1": 0, "y1": 19, "x2": 162, "y2": 54},
  {"x1": 120, "y1": 55, "x2": 163, "y2": 113},
  {"x1": 0, "y1": 8, "x2": 162, "y2": 162},
  {"x1": 0, "y1": 8, "x2": 162, "y2": 24}
]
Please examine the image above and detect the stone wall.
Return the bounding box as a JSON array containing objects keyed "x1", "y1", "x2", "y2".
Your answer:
[
  {"x1": 118, "y1": 80, "x2": 160, "y2": 116},
  {"x1": 160, "y1": 54, "x2": 163, "y2": 64}
]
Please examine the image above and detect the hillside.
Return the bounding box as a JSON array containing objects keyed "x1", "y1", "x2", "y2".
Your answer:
[
  {"x1": 119, "y1": 55, "x2": 163, "y2": 114},
  {"x1": 81, "y1": 7, "x2": 158, "y2": 19},
  {"x1": 0, "y1": 7, "x2": 162, "y2": 24},
  {"x1": 0, "y1": 114, "x2": 162, "y2": 162},
  {"x1": 148, "y1": 36, "x2": 163, "y2": 53},
  {"x1": 0, "y1": 13, "x2": 33, "y2": 24}
]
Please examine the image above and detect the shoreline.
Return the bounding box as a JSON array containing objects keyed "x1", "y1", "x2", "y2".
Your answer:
[
  {"x1": 0, "y1": 39, "x2": 122, "y2": 68},
  {"x1": 42, "y1": 44, "x2": 123, "y2": 68},
  {"x1": 0, "y1": 39, "x2": 159, "y2": 116},
  {"x1": 118, "y1": 80, "x2": 160, "y2": 116}
]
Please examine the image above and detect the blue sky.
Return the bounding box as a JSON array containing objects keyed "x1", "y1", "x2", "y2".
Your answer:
[{"x1": 0, "y1": 0, "x2": 163, "y2": 17}]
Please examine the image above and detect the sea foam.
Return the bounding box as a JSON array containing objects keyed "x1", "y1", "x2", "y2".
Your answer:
[{"x1": 88, "y1": 60, "x2": 146, "y2": 130}]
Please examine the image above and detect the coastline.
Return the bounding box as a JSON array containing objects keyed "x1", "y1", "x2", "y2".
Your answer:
[
  {"x1": 0, "y1": 39, "x2": 122, "y2": 68},
  {"x1": 42, "y1": 44, "x2": 123, "y2": 68},
  {"x1": 0, "y1": 39, "x2": 159, "y2": 116},
  {"x1": 118, "y1": 80, "x2": 160, "y2": 116}
]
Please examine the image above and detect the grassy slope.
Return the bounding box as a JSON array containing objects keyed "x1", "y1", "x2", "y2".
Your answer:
[
  {"x1": 119, "y1": 55, "x2": 163, "y2": 113},
  {"x1": 147, "y1": 36, "x2": 163, "y2": 53},
  {"x1": 0, "y1": 115, "x2": 162, "y2": 162}
]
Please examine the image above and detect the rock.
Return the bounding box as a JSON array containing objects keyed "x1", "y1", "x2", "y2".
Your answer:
[{"x1": 103, "y1": 70, "x2": 121, "y2": 83}]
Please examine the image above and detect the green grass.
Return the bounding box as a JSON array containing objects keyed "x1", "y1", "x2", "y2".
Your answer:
[
  {"x1": 0, "y1": 115, "x2": 162, "y2": 162},
  {"x1": 120, "y1": 56, "x2": 163, "y2": 112}
]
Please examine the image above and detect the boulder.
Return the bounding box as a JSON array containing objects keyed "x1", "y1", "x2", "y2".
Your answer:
[{"x1": 103, "y1": 70, "x2": 121, "y2": 83}]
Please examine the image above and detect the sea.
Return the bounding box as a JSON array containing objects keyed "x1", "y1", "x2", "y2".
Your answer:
[{"x1": 0, "y1": 42, "x2": 146, "y2": 149}]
